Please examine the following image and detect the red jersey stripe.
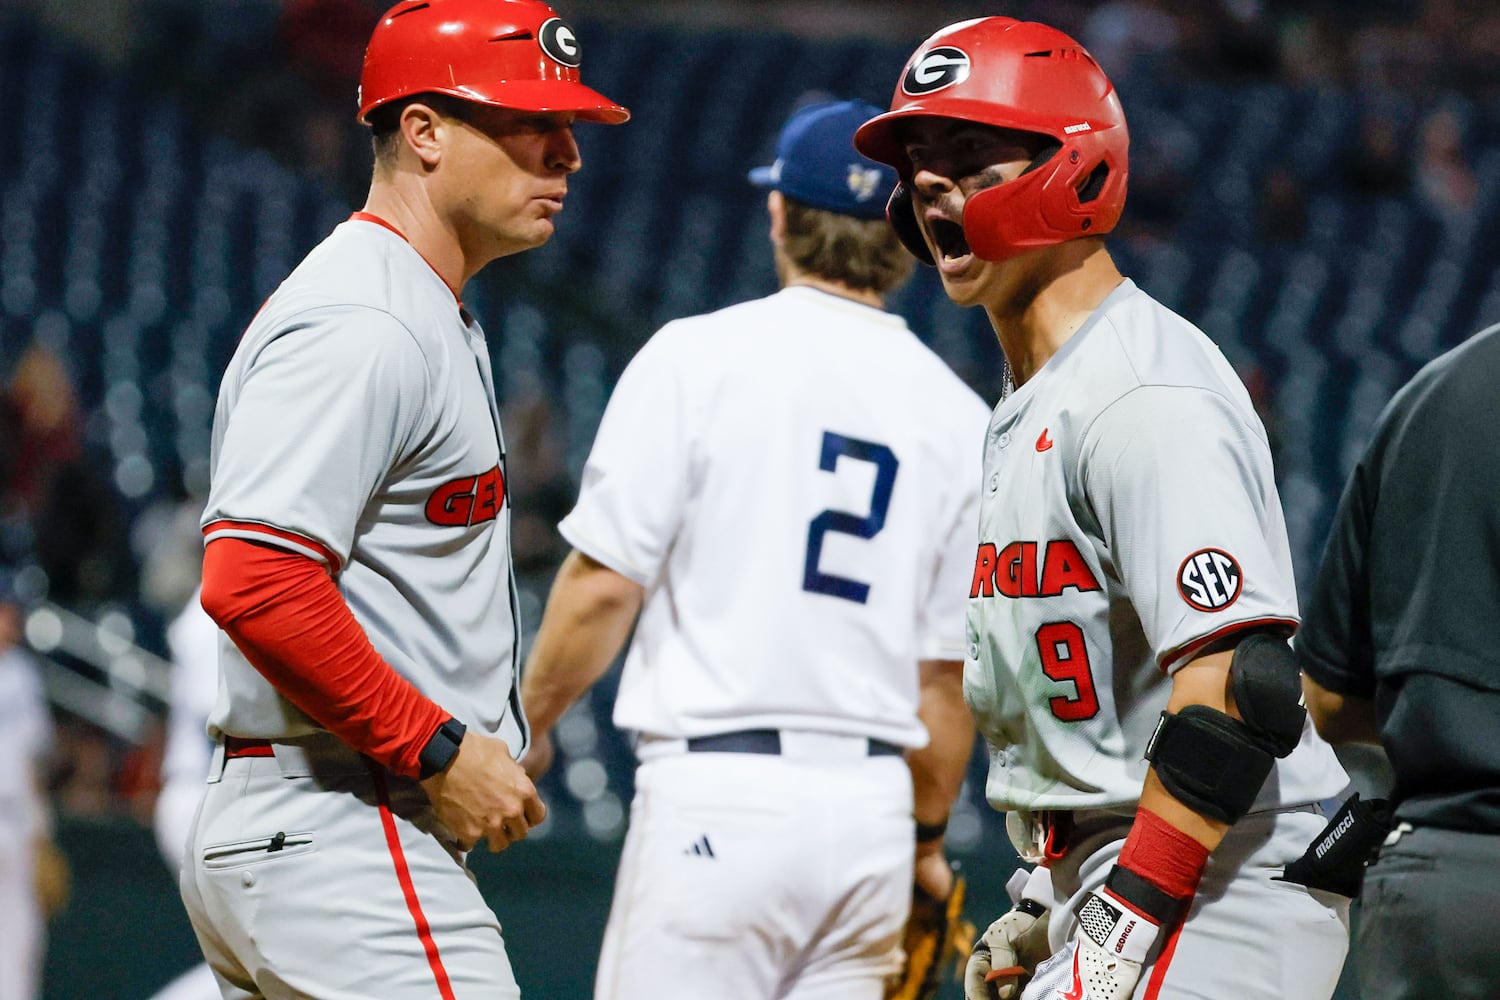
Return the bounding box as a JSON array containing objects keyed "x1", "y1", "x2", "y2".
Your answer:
[
  {"x1": 202, "y1": 519, "x2": 343, "y2": 573},
  {"x1": 1159, "y1": 616, "x2": 1299, "y2": 673}
]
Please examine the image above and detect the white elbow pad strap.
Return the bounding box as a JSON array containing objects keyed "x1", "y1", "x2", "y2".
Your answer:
[{"x1": 1144, "y1": 706, "x2": 1273, "y2": 824}]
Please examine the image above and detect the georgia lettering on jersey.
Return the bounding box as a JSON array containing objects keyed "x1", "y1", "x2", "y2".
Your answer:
[
  {"x1": 969, "y1": 539, "x2": 1101, "y2": 601},
  {"x1": 426, "y1": 466, "x2": 507, "y2": 527}
]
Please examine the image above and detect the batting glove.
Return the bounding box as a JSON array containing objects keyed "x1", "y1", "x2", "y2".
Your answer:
[
  {"x1": 1022, "y1": 879, "x2": 1170, "y2": 1000},
  {"x1": 964, "y1": 867, "x2": 1056, "y2": 1000}
]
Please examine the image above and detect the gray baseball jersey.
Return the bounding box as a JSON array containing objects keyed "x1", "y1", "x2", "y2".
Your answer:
[
  {"x1": 561, "y1": 286, "x2": 990, "y2": 746},
  {"x1": 965, "y1": 279, "x2": 1347, "y2": 814},
  {"x1": 200, "y1": 215, "x2": 525, "y2": 752}
]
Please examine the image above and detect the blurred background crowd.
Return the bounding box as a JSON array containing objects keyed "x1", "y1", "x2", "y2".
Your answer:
[{"x1": 0, "y1": 0, "x2": 1494, "y2": 995}]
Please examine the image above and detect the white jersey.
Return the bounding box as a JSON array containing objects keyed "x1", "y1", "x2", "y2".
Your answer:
[
  {"x1": 0, "y1": 645, "x2": 51, "y2": 837},
  {"x1": 155, "y1": 589, "x2": 220, "y2": 872},
  {"x1": 201, "y1": 215, "x2": 525, "y2": 751},
  {"x1": 965, "y1": 279, "x2": 1346, "y2": 812},
  {"x1": 561, "y1": 286, "x2": 990, "y2": 746},
  {"x1": 161, "y1": 588, "x2": 219, "y2": 790}
]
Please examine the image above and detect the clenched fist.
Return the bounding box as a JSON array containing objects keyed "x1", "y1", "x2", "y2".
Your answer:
[{"x1": 420, "y1": 731, "x2": 546, "y2": 852}]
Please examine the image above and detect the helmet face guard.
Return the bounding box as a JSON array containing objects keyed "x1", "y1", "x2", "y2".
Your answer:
[
  {"x1": 359, "y1": 0, "x2": 629, "y2": 126},
  {"x1": 855, "y1": 17, "x2": 1128, "y2": 263}
]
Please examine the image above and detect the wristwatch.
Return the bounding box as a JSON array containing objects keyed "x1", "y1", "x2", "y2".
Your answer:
[{"x1": 418, "y1": 717, "x2": 467, "y2": 779}]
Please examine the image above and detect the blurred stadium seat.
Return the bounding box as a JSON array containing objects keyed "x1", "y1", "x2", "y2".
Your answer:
[{"x1": 2, "y1": 6, "x2": 1497, "y2": 861}]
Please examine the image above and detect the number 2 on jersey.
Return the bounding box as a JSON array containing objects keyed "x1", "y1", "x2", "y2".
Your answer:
[
  {"x1": 802, "y1": 431, "x2": 899, "y2": 604},
  {"x1": 1036, "y1": 621, "x2": 1100, "y2": 721}
]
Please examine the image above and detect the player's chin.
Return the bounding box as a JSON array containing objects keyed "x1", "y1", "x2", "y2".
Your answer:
[
  {"x1": 500, "y1": 218, "x2": 556, "y2": 253},
  {"x1": 935, "y1": 260, "x2": 988, "y2": 307}
]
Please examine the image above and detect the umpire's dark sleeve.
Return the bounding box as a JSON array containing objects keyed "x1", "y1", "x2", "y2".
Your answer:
[{"x1": 1294, "y1": 456, "x2": 1379, "y2": 699}]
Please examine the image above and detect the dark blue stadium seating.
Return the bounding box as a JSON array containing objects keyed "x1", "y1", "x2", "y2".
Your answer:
[{"x1": 3, "y1": 12, "x2": 1497, "y2": 846}]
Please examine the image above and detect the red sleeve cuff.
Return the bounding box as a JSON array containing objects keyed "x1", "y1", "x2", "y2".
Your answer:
[{"x1": 200, "y1": 536, "x2": 447, "y2": 778}]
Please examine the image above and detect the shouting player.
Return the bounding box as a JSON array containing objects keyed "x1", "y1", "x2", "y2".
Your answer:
[
  {"x1": 855, "y1": 18, "x2": 1351, "y2": 1000},
  {"x1": 520, "y1": 100, "x2": 989, "y2": 999},
  {"x1": 183, "y1": 2, "x2": 627, "y2": 997}
]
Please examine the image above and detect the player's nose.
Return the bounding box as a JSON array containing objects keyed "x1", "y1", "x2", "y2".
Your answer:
[
  {"x1": 911, "y1": 164, "x2": 956, "y2": 200},
  {"x1": 548, "y1": 126, "x2": 581, "y2": 175}
]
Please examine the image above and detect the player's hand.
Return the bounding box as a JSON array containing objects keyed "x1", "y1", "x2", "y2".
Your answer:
[
  {"x1": 521, "y1": 728, "x2": 555, "y2": 781},
  {"x1": 964, "y1": 902, "x2": 1049, "y2": 1000},
  {"x1": 1020, "y1": 887, "x2": 1160, "y2": 1000},
  {"x1": 913, "y1": 836, "x2": 955, "y2": 901},
  {"x1": 419, "y1": 731, "x2": 546, "y2": 853}
]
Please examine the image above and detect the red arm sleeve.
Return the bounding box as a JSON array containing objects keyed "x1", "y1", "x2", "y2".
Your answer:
[{"x1": 199, "y1": 537, "x2": 449, "y2": 779}]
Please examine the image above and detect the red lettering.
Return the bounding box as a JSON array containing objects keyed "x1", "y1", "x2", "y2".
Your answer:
[
  {"x1": 1021, "y1": 541, "x2": 1039, "y2": 597},
  {"x1": 426, "y1": 477, "x2": 476, "y2": 527},
  {"x1": 473, "y1": 467, "x2": 500, "y2": 523},
  {"x1": 1039, "y1": 540, "x2": 1101, "y2": 596},
  {"x1": 970, "y1": 543, "x2": 998, "y2": 598},
  {"x1": 972, "y1": 539, "x2": 1103, "y2": 600},
  {"x1": 425, "y1": 465, "x2": 505, "y2": 527},
  {"x1": 997, "y1": 542, "x2": 1024, "y2": 597}
]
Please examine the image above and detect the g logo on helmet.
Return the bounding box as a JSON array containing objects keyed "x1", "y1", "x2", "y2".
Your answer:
[
  {"x1": 539, "y1": 17, "x2": 582, "y2": 68},
  {"x1": 902, "y1": 46, "x2": 970, "y2": 96}
]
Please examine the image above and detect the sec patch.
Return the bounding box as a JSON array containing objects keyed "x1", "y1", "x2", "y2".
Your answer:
[{"x1": 1178, "y1": 548, "x2": 1242, "y2": 612}]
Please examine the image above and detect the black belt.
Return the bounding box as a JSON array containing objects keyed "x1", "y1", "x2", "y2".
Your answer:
[{"x1": 684, "y1": 728, "x2": 904, "y2": 758}]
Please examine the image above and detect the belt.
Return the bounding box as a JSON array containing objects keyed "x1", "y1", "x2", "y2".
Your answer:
[
  {"x1": 684, "y1": 728, "x2": 904, "y2": 758},
  {"x1": 224, "y1": 737, "x2": 275, "y2": 759},
  {"x1": 212, "y1": 733, "x2": 375, "y2": 782}
]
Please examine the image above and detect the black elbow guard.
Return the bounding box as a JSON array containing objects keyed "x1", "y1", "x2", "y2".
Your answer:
[
  {"x1": 1146, "y1": 632, "x2": 1308, "y2": 824},
  {"x1": 1229, "y1": 632, "x2": 1307, "y2": 758}
]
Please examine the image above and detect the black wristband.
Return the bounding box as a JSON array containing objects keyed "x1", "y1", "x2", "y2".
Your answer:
[
  {"x1": 417, "y1": 717, "x2": 467, "y2": 779},
  {"x1": 1014, "y1": 898, "x2": 1047, "y2": 918},
  {"x1": 915, "y1": 818, "x2": 949, "y2": 843},
  {"x1": 1104, "y1": 863, "x2": 1189, "y2": 927}
]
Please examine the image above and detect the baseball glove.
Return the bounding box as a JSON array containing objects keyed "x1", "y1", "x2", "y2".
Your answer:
[{"x1": 886, "y1": 870, "x2": 977, "y2": 1000}]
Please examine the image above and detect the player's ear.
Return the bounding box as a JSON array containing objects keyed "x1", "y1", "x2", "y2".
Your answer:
[
  {"x1": 767, "y1": 191, "x2": 786, "y2": 244},
  {"x1": 398, "y1": 101, "x2": 447, "y2": 169}
]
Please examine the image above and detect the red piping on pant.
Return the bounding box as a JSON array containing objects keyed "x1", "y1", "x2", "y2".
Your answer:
[
  {"x1": 1143, "y1": 916, "x2": 1186, "y2": 998},
  {"x1": 371, "y1": 767, "x2": 457, "y2": 1000}
]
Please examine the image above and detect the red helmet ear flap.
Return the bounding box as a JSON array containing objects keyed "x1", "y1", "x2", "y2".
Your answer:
[
  {"x1": 963, "y1": 139, "x2": 1128, "y2": 261},
  {"x1": 887, "y1": 183, "x2": 935, "y2": 266}
]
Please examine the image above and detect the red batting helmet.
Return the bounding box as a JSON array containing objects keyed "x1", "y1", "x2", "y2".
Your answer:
[
  {"x1": 854, "y1": 17, "x2": 1127, "y2": 263},
  {"x1": 358, "y1": 0, "x2": 629, "y2": 125}
]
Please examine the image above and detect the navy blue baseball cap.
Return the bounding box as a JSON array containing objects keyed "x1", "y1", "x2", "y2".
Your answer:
[{"x1": 748, "y1": 100, "x2": 899, "y2": 221}]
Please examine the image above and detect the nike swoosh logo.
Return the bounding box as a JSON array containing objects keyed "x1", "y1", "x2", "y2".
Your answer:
[
  {"x1": 1059, "y1": 950, "x2": 1085, "y2": 1000},
  {"x1": 1036, "y1": 429, "x2": 1055, "y2": 452}
]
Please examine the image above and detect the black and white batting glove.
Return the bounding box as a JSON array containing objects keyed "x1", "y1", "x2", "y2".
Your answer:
[{"x1": 1021, "y1": 867, "x2": 1181, "y2": 1000}]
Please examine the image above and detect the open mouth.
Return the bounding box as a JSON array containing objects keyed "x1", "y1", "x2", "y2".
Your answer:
[{"x1": 927, "y1": 217, "x2": 971, "y2": 260}]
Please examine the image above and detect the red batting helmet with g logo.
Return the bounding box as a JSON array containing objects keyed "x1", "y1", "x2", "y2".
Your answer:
[
  {"x1": 854, "y1": 17, "x2": 1128, "y2": 263},
  {"x1": 358, "y1": 0, "x2": 629, "y2": 125}
]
